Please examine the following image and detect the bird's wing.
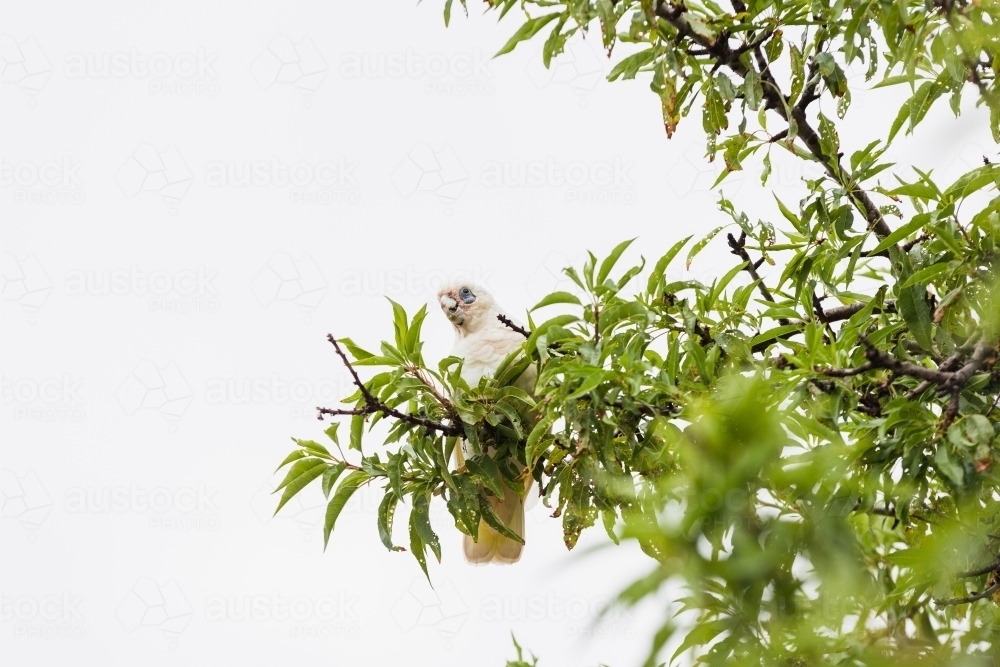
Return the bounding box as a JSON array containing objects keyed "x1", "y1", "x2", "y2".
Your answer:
[{"x1": 453, "y1": 318, "x2": 531, "y2": 386}]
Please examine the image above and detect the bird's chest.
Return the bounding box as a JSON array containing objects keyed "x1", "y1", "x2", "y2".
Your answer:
[{"x1": 452, "y1": 329, "x2": 522, "y2": 386}]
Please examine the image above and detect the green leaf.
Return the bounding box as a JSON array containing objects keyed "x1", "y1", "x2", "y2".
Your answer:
[
  {"x1": 888, "y1": 78, "x2": 946, "y2": 143},
  {"x1": 466, "y1": 455, "x2": 506, "y2": 499},
  {"x1": 411, "y1": 491, "x2": 441, "y2": 562},
  {"x1": 601, "y1": 509, "x2": 620, "y2": 545},
  {"x1": 686, "y1": 14, "x2": 716, "y2": 42},
  {"x1": 934, "y1": 446, "x2": 965, "y2": 488},
  {"x1": 671, "y1": 620, "x2": 729, "y2": 663},
  {"x1": 349, "y1": 413, "x2": 365, "y2": 452},
  {"x1": 387, "y1": 451, "x2": 404, "y2": 500},
  {"x1": 324, "y1": 470, "x2": 369, "y2": 548},
  {"x1": 647, "y1": 236, "x2": 693, "y2": 295},
  {"x1": 949, "y1": 415, "x2": 995, "y2": 448},
  {"x1": 869, "y1": 213, "x2": 930, "y2": 255},
  {"x1": 340, "y1": 337, "x2": 374, "y2": 361},
  {"x1": 492, "y1": 401, "x2": 524, "y2": 438},
  {"x1": 296, "y1": 439, "x2": 332, "y2": 459},
  {"x1": 495, "y1": 13, "x2": 562, "y2": 57},
  {"x1": 743, "y1": 68, "x2": 763, "y2": 111},
  {"x1": 377, "y1": 491, "x2": 405, "y2": 552},
  {"x1": 899, "y1": 262, "x2": 952, "y2": 290},
  {"x1": 321, "y1": 461, "x2": 347, "y2": 497},
  {"x1": 446, "y1": 474, "x2": 482, "y2": 539},
  {"x1": 567, "y1": 370, "x2": 614, "y2": 399},
  {"x1": 531, "y1": 291, "x2": 582, "y2": 310},
  {"x1": 897, "y1": 284, "x2": 933, "y2": 352},
  {"x1": 597, "y1": 238, "x2": 636, "y2": 286},
  {"x1": 526, "y1": 314, "x2": 581, "y2": 355},
  {"x1": 275, "y1": 449, "x2": 308, "y2": 472},
  {"x1": 275, "y1": 457, "x2": 324, "y2": 492},
  {"x1": 479, "y1": 494, "x2": 524, "y2": 544},
  {"x1": 687, "y1": 226, "x2": 727, "y2": 269},
  {"x1": 274, "y1": 459, "x2": 327, "y2": 516},
  {"x1": 750, "y1": 324, "x2": 802, "y2": 348},
  {"x1": 608, "y1": 48, "x2": 656, "y2": 82},
  {"x1": 404, "y1": 305, "x2": 428, "y2": 356},
  {"x1": 409, "y1": 512, "x2": 429, "y2": 581},
  {"x1": 525, "y1": 416, "x2": 554, "y2": 466}
]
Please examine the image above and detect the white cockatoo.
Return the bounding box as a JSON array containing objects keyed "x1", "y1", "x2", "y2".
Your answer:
[{"x1": 437, "y1": 281, "x2": 535, "y2": 564}]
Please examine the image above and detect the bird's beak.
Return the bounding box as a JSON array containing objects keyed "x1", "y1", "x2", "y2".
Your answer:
[{"x1": 440, "y1": 294, "x2": 464, "y2": 325}]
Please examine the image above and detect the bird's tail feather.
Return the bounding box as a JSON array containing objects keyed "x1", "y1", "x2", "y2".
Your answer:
[
  {"x1": 464, "y1": 481, "x2": 526, "y2": 565},
  {"x1": 455, "y1": 439, "x2": 531, "y2": 565}
]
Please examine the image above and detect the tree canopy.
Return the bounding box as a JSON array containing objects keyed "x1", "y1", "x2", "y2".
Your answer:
[{"x1": 275, "y1": 0, "x2": 1000, "y2": 664}]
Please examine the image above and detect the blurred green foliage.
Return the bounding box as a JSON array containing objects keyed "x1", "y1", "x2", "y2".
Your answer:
[{"x1": 274, "y1": 0, "x2": 1000, "y2": 664}]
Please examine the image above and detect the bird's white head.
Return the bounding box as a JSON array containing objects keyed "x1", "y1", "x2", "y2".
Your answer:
[{"x1": 437, "y1": 281, "x2": 497, "y2": 334}]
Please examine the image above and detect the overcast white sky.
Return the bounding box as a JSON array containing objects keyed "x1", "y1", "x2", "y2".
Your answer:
[{"x1": 1, "y1": 1, "x2": 994, "y2": 666}]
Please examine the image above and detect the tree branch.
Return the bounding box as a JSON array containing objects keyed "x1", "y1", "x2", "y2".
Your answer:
[
  {"x1": 821, "y1": 338, "x2": 997, "y2": 425},
  {"x1": 498, "y1": 314, "x2": 531, "y2": 338},
  {"x1": 933, "y1": 580, "x2": 1000, "y2": 606},
  {"x1": 821, "y1": 339, "x2": 956, "y2": 384},
  {"x1": 958, "y1": 557, "x2": 1000, "y2": 579},
  {"x1": 727, "y1": 231, "x2": 789, "y2": 325},
  {"x1": 812, "y1": 296, "x2": 897, "y2": 323},
  {"x1": 652, "y1": 0, "x2": 894, "y2": 241},
  {"x1": 319, "y1": 335, "x2": 463, "y2": 436}
]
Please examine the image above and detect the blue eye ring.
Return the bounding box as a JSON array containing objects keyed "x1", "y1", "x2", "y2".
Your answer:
[{"x1": 458, "y1": 287, "x2": 476, "y2": 304}]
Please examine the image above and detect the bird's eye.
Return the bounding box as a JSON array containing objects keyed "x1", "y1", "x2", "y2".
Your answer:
[{"x1": 458, "y1": 287, "x2": 476, "y2": 304}]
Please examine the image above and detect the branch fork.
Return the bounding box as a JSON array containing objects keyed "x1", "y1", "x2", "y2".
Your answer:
[{"x1": 317, "y1": 335, "x2": 463, "y2": 437}]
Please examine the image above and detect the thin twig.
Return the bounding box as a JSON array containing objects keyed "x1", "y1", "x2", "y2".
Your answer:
[
  {"x1": 933, "y1": 580, "x2": 1000, "y2": 606},
  {"x1": 958, "y1": 557, "x2": 1000, "y2": 579},
  {"x1": 649, "y1": 0, "x2": 895, "y2": 241},
  {"x1": 319, "y1": 335, "x2": 463, "y2": 436},
  {"x1": 812, "y1": 298, "x2": 896, "y2": 324},
  {"x1": 498, "y1": 314, "x2": 531, "y2": 338},
  {"x1": 822, "y1": 362, "x2": 875, "y2": 378},
  {"x1": 727, "y1": 231, "x2": 789, "y2": 325}
]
